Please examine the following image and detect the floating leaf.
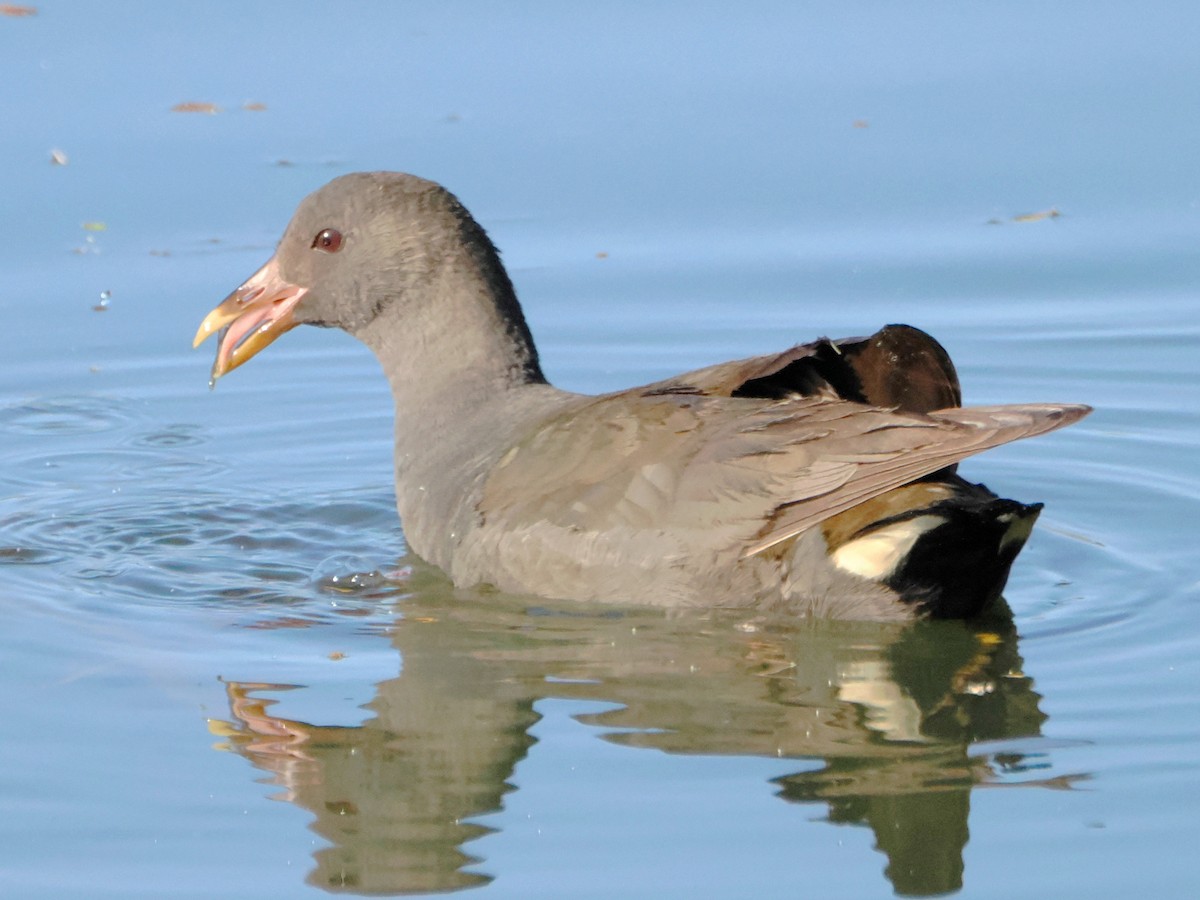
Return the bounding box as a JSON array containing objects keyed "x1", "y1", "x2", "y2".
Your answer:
[
  {"x1": 241, "y1": 101, "x2": 267, "y2": 112},
  {"x1": 82, "y1": 221, "x2": 106, "y2": 232},
  {"x1": 0, "y1": 5, "x2": 37, "y2": 16},
  {"x1": 171, "y1": 101, "x2": 221, "y2": 114},
  {"x1": 852, "y1": 119, "x2": 870, "y2": 129}
]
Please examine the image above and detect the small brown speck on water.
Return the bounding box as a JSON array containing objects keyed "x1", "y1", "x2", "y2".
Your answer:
[
  {"x1": 987, "y1": 207, "x2": 1063, "y2": 226},
  {"x1": 1012, "y1": 207, "x2": 1061, "y2": 223},
  {"x1": 172, "y1": 101, "x2": 221, "y2": 114}
]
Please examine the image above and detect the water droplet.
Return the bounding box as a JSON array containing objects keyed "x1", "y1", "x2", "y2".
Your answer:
[{"x1": 311, "y1": 553, "x2": 391, "y2": 595}]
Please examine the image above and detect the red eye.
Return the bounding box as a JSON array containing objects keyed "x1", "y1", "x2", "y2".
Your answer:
[{"x1": 312, "y1": 228, "x2": 343, "y2": 253}]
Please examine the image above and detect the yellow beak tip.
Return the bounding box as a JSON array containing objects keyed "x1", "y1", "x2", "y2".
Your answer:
[{"x1": 193, "y1": 316, "x2": 221, "y2": 349}]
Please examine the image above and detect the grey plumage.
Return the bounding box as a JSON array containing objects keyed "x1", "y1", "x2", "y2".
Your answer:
[{"x1": 197, "y1": 172, "x2": 1090, "y2": 621}]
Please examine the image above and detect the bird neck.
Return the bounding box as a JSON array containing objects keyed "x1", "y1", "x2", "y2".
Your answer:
[
  {"x1": 357, "y1": 208, "x2": 546, "y2": 399},
  {"x1": 352, "y1": 244, "x2": 568, "y2": 569}
]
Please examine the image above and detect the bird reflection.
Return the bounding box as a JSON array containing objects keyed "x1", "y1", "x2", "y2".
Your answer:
[{"x1": 209, "y1": 578, "x2": 1081, "y2": 897}]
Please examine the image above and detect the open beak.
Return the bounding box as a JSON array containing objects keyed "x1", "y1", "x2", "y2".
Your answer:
[{"x1": 194, "y1": 256, "x2": 308, "y2": 385}]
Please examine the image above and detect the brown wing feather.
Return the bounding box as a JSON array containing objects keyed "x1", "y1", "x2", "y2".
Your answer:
[
  {"x1": 741, "y1": 402, "x2": 1091, "y2": 556},
  {"x1": 639, "y1": 324, "x2": 962, "y2": 412}
]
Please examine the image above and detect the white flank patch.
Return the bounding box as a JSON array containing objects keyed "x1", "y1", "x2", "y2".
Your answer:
[
  {"x1": 1000, "y1": 510, "x2": 1037, "y2": 552},
  {"x1": 831, "y1": 515, "x2": 947, "y2": 581}
]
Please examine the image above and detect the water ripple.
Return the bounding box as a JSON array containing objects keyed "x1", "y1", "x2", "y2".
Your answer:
[
  {"x1": 128, "y1": 423, "x2": 209, "y2": 449},
  {"x1": 0, "y1": 395, "x2": 143, "y2": 436},
  {"x1": 0, "y1": 487, "x2": 407, "y2": 624},
  {"x1": 6, "y1": 448, "x2": 226, "y2": 487}
]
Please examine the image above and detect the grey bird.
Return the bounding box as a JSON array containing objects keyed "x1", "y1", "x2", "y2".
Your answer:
[{"x1": 195, "y1": 172, "x2": 1090, "y2": 621}]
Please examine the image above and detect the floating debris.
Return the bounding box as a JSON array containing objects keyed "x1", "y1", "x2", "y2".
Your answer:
[
  {"x1": 988, "y1": 207, "x2": 1062, "y2": 225},
  {"x1": 92, "y1": 290, "x2": 111, "y2": 313},
  {"x1": 73, "y1": 224, "x2": 102, "y2": 255},
  {"x1": 171, "y1": 101, "x2": 221, "y2": 114},
  {"x1": 595, "y1": 250, "x2": 609, "y2": 260},
  {"x1": 241, "y1": 101, "x2": 267, "y2": 112},
  {"x1": 328, "y1": 651, "x2": 346, "y2": 661},
  {"x1": 852, "y1": 119, "x2": 870, "y2": 129},
  {"x1": 1012, "y1": 207, "x2": 1061, "y2": 223},
  {"x1": 0, "y1": 5, "x2": 37, "y2": 16},
  {"x1": 50, "y1": 148, "x2": 68, "y2": 166}
]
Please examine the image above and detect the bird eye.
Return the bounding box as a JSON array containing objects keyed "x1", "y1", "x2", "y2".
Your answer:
[{"x1": 312, "y1": 228, "x2": 344, "y2": 253}]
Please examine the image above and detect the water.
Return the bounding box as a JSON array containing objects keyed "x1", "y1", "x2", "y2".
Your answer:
[{"x1": 2, "y1": 2, "x2": 1198, "y2": 897}]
